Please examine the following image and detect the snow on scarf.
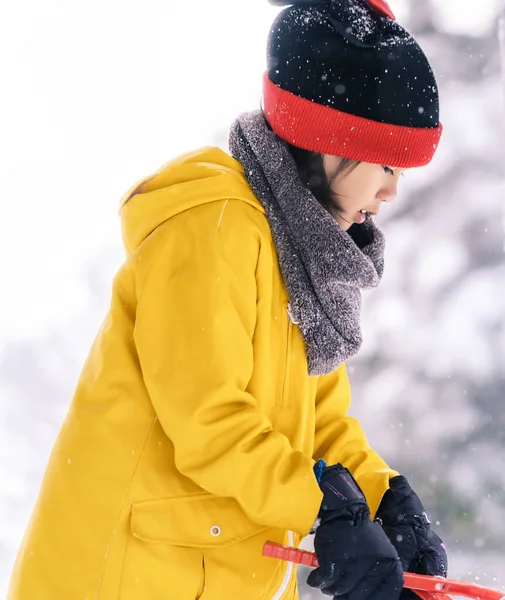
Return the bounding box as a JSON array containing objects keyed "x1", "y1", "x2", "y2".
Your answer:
[{"x1": 229, "y1": 110, "x2": 385, "y2": 376}]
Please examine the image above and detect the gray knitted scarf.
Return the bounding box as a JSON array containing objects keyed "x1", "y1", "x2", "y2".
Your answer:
[{"x1": 229, "y1": 110, "x2": 385, "y2": 376}]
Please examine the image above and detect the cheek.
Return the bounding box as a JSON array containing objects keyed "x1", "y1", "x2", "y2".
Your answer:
[{"x1": 337, "y1": 177, "x2": 377, "y2": 205}]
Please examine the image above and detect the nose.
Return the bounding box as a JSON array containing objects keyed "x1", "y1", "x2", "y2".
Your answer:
[{"x1": 377, "y1": 181, "x2": 398, "y2": 203}]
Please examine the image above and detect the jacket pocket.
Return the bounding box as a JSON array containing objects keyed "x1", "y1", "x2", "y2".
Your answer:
[
  {"x1": 120, "y1": 494, "x2": 268, "y2": 599},
  {"x1": 130, "y1": 493, "x2": 268, "y2": 548}
]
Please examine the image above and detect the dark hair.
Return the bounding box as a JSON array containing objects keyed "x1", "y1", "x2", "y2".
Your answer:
[
  {"x1": 285, "y1": 143, "x2": 359, "y2": 213},
  {"x1": 262, "y1": 114, "x2": 359, "y2": 214}
]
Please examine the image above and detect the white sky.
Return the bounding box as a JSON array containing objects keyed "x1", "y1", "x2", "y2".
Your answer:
[{"x1": 0, "y1": 0, "x2": 501, "y2": 342}]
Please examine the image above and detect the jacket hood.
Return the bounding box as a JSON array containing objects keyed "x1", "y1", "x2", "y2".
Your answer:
[{"x1": 119, "y1": 146, "x2": 263, "y2": 255}]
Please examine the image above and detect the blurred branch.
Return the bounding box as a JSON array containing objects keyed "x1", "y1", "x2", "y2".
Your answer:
[{"x1": 404, "y1": 0, "x2": 501, "y2": 81}]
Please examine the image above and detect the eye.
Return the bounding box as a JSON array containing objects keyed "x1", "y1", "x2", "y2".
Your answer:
[{"x1": 382, "y1": 165, "x2": 395, "y2": 176}]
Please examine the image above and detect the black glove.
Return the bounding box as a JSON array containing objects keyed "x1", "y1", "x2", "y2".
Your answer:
[
  {"x1": 375, "y1": 476, "x2": 448, "y2": 600},
  {"x1": 307, "y1": 464, "x2": 404, "y2": 600}
]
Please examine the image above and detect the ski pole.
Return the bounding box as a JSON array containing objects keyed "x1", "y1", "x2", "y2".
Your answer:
[{"x1": 263, "y1": 542, "x2": 505, "y2": 600}]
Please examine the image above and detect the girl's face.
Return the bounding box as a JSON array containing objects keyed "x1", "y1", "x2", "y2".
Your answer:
[{"x1": 322, "y1": 155, "x2": 407, "y2": 231}]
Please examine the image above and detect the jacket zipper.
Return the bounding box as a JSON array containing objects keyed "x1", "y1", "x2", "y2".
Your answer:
[
  {"x1": 281, "y1": 304, "x2": 295, "y2": 407},
  {"x1": 272, "y1": 530, "x2": 295, "y2": 599}
]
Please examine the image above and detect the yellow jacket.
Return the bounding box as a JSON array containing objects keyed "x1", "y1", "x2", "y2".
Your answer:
[{"x1": 9, "y1": 147, "x2": 397, "y2": 600}]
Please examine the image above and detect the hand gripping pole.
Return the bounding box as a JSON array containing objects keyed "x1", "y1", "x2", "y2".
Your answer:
[{"x1": 262, "y1": 542, "x2": 505, "y2": 600}]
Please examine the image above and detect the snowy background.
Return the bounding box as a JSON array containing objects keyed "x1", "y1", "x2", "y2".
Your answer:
[{"x1": 1, "y1": 0, "x2": 504, "y2": 597}]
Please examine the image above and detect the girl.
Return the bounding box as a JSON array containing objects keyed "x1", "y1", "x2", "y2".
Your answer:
[{"x1": 9, "y1": 1, "x2": 447, "y2": 599}]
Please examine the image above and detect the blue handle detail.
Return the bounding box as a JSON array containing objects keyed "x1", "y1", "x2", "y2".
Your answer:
[{"x1": 314, "y1": 459, "x2": 326, "y2": 483}]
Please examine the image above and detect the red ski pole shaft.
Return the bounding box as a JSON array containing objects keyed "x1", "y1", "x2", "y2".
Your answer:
[{"x1": 262, "y1": 542, "x2": 505, "y2": 600}]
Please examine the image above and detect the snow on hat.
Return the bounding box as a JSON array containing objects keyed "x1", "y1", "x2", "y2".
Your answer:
[{"x1": 265, "y1": 0, "x2": 442, "y2": 167}]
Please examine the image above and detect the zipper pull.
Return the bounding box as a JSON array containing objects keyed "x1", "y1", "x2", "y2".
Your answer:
[{"x1": 287, "y1": 303, "x2": 299, "y2": 325}]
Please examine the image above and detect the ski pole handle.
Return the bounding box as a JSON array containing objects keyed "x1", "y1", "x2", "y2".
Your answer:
[{"x1": 262, "y1": 542, "x2": 505, "y2": 600}]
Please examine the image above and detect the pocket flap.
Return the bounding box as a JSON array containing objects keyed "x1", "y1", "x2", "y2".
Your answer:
[{"x1": 130, "y1": 494, "x2": 267, "y2": 548}]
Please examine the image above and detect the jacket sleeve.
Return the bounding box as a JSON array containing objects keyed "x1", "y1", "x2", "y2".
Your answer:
[
  {"x1": 133, "y1": 202, "x2": 322, "y2": 536},
  {"x1": 313, "y1": 363, "x2": 399, "y2": 518}
]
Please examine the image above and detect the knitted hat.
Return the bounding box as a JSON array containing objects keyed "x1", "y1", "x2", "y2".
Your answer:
[{"x1": 265, "y1": 0, "x2": 442, "y2": 167}]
